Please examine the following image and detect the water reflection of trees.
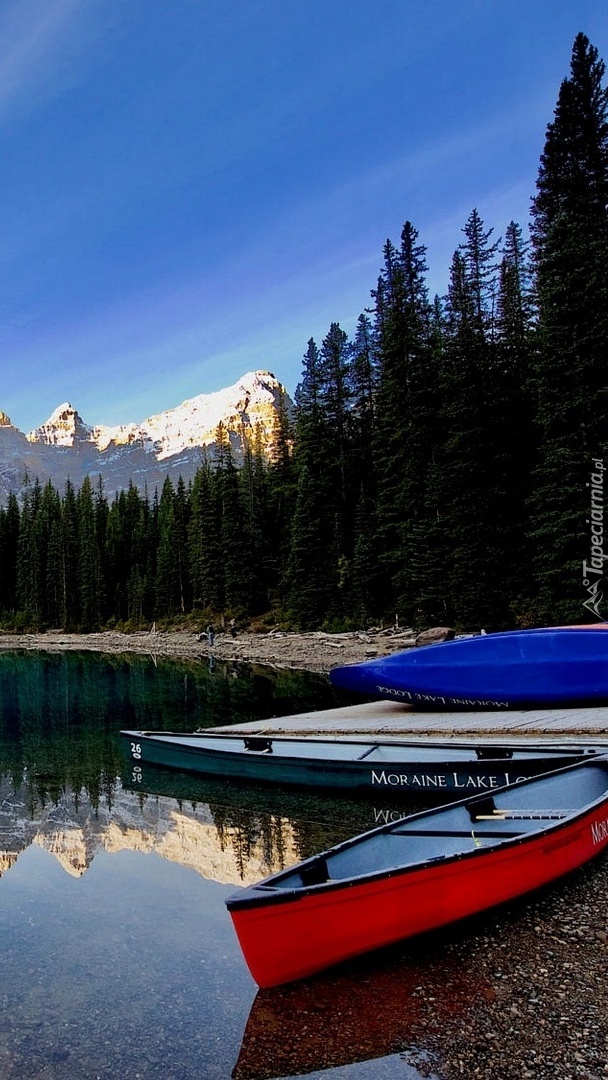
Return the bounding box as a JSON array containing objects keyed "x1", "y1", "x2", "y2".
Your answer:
[
  {"x1": 0, "y1": 649, "x2": 343, "y2": 733},
  {"x1": 0, "y1": 648, "x2": 346, "y2": 816},
  {"x1": 0, "y1": 648, "x2": 412, "y2": 882},
  {"x1": 216, "y1": 808, "x2": 348, "y2": 878},
  {"x1": 204, "y1": 792, "x2": 395, "y2": 877},
  {"x1": 0, "y1": 649, "x2": 414, "y2": 879},
  {"x1": 213, "y1": 806, "x2": 291, "y2": 878}
]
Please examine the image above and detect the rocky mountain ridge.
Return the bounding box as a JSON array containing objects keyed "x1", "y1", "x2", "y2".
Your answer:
[
  {"x1": 0, "y1": 370, "x2": 291, "y2": 504},
  {"x1": 0, "y1": 772, "x2": 295, "y2": 885}
]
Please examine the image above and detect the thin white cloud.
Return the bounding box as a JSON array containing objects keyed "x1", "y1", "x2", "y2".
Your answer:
[{"x1": 0, "y1": 0, "x2": 93, "y2": 120}]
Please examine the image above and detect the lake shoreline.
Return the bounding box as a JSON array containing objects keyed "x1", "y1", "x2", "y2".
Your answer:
[{"x1": 0, "y1": 627, "x2": 409, "y2": 674}]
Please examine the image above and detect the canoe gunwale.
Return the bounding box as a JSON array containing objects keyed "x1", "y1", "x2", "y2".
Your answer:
[
  {"x1": 120, "y1": 729, "x2": 602, "y2": 756},
  {"x1": 226, "y1": 770, "x2": 608, "y2": 910}
]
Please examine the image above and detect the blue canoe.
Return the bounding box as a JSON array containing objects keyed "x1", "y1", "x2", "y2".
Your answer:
[{"x1": 329, "y1": 626, "x2": 608, "y2": 709}]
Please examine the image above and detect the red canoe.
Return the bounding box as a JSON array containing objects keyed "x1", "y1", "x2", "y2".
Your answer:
[{"x1": 226, "y1": 757, "x2": 608, "y2": 987}]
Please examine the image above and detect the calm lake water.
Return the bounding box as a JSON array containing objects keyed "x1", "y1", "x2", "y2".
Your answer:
[{"x1": 0, "y1": 649, "x2": 456, "y2": 1079}]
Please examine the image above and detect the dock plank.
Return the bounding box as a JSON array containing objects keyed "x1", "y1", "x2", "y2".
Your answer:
[{"x1": 211, "y1": 700, "x2": 608, "y2": 741}]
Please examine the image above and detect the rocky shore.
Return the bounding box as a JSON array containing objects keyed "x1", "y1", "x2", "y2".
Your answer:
[{"x1": 0, "y1": 625, "x2": 421, "y2": 673}]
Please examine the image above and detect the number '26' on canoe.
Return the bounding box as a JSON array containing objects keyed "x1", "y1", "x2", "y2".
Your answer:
[{"x1": 225, "y1": 757, "x2": 608, "y2": 988}]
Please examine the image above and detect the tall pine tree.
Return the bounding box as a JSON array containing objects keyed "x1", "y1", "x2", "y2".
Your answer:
[
  {"x1": 373, "y1": 223, "x2": 435, "y2": 622},
  {"x1": 287, "y1": 339, "x2": 340, "y2": 627},
  {"x1": 529, "y1": 33, "x2": 608, "y2": 622},
  {"x1": 438, "y1": 212, "x2": 504, "y2": 627}
]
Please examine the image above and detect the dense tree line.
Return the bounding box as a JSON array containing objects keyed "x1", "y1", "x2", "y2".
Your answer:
[{"x1": 0, "y1": 33, "x2": 606, "y2": 634}]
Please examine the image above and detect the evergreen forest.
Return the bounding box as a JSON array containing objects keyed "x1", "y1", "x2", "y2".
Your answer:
[{"x1": 1, "y1": 33, "x2": 607, "y2": 634}]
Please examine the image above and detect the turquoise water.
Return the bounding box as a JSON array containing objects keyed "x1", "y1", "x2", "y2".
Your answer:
[{"x1": 0, "y1": 650, "x2": 443, "y2": 1079}]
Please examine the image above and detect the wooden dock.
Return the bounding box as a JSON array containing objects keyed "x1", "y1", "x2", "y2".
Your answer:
[{"x1": 213, "y1": 700, "x2": 608, "y2": 742}]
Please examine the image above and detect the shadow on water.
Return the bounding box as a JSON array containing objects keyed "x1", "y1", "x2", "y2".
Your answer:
[
  {"x1": 0, "y1": 649, "x2": 472, "y2": 1079},
  {"x1": 121, "y1": 761, "x2": 423, "y2": 876}
]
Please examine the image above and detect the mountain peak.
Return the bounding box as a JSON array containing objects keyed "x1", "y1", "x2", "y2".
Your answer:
[{"x1": 28, "y1": 403, "x2": 94, "y2": 448}]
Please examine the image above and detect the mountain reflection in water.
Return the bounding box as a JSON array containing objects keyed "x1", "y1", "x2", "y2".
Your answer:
[
  {"x1": 122, "y1": 763, "x2": 422, "y2": 881},
  {"x1": 0, "y1": 759, "x2": 417, "y2": 886}
]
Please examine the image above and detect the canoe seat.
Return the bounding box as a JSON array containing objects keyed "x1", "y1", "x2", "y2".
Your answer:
[
  {"x1": 392, "y1": 828, "x2": 524, "y2": 839},
  {"x1": 243, "y1": 737, "x2": 273, "y2": 754},
  {"x1": 356, "y1": 745, "x2": 380, "y2": 761},
  {"x1": 469, "y1": 796, "x2": 572, "y2": 822},
  {"x1": 475, "y1": 747, "x2": 513, "y2": 760},
  {"x1": 300, "y1": 858, "x2": 330, "y2": 886},
  {"x1": 470, "y1": 794, "x2": 574, "y2": 825},
  {"x1": 478, "y1": 810, "x2": 571, "y2": 820},
  {"x1": 469, "y1": 797, "x2": 498, "y2": 821}
]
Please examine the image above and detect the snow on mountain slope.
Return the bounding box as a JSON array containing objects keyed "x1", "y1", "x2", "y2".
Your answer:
[
  {"x1": 27, "y1": 371, "x2": 286, "y2": 456},
  {"x1": 0, "y1": 370, "x2": 291, "y2": 504},
  {"x1": 89, "y1": 370, "x2": 285, "y2": 458}
]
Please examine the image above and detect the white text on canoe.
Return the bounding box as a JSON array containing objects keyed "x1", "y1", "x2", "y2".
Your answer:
[
  {"x1": 591, "y1": 817, "x2": 608, "y2": 845},
  {"x1": 370, "y1": 770, "x2": 527, "y2": 789}
]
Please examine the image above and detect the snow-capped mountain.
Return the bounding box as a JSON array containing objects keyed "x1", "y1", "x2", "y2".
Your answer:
[
  {"x1": 0, "y1": 371, "x2": 291, "y2": 504},
  {"x1": 28, "y1": 402, "x2": 96, "y2": 448}
]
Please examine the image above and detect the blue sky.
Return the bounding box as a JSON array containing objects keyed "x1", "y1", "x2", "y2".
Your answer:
[{"x1": 1, "y1": 0, "x2": 607, "y2": 432}]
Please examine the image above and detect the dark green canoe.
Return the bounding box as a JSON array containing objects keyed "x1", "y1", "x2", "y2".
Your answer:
[{"x1": 119, "y1": 729, "x2": 601, "y2": 798}]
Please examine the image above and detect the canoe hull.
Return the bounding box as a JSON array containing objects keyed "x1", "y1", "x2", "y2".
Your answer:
[
  {"x1": 120, "y1": 730, "x2": 592, "y2": 799},
  {"x1": 329, "y1": 628, "x2": 608, "y2": 709},
  {"x1": 226, "y1": 761, "x2": 608, "y2": 987}
]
